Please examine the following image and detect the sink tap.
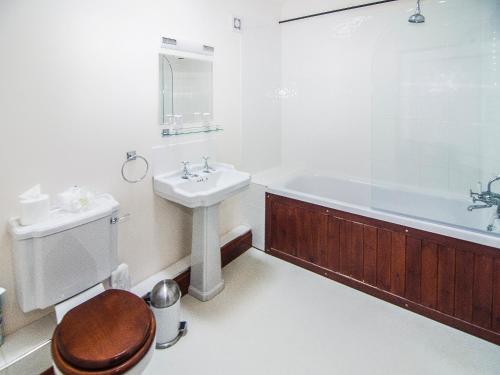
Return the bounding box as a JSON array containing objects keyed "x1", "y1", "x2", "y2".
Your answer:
[
  {"x1": 181, "y1": 161, "x2": 198, "y2": 179},
  {"x1": 202, "y1": 156, "x2": 215, "y2": 174}
]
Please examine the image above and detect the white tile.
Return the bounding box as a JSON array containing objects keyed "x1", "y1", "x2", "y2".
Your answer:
[
  {"x1": 241, "y1": 204, "x2": 265, "y2": 250},
  {"x1": 1, "y1": 313, "x2": 55, "y2": 366},
  {"x1": 419, "y1": 163, "x2": 449, "y2": 192},
  {"x1": 143, "y1": 249, "x2": 500, "y2": 375},
  {"x1": 241, "y1": 182, "x2": 266, "y2": 250},
  {"x1": 4, "y1": 341, "x2": 52, "y2": 375},
  {"x1": 0, "y1": 349, "x2": 7, "y2": 374}
]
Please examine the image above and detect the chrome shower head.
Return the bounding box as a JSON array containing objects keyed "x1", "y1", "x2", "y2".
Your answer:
[{"x1": 409, "y1": 0, "x2": 425, "y2": 23}]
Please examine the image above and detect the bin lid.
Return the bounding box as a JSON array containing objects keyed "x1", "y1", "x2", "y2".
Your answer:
[{"x1": 151, "y1": 280, "x2": 181, "y2": 308}]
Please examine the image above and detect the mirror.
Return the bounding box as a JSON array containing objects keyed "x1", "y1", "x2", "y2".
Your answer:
[{"x1": 160, "y1": 54, "x2": 214, "y2": 127}]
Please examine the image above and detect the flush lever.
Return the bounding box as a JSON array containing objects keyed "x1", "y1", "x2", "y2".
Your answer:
[{"x1": 111, "y1": 213, "x2": 131, "y2": 224}]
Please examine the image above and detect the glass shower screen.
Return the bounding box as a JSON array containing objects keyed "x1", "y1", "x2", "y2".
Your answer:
[{"x1": 371, "y1": 0, "x2": 500, "y2": 234}]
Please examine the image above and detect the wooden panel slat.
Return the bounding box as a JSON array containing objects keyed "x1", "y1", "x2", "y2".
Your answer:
[
  {"x1": 363, "y1": 226, "x2": 378, "y2": 286},
  {"x1": 405, "y1": 236, "x2": 422, "y2": 302},
  {"x1": 339, "y1": 220, "x2": 352, "y2": 276},
  {"x1": 473, "y1": 255, "x2": 494, "y2": 329},
  {"x1": 421, "y1": 240, "x2": 438, "y2": 309},
  {"x1": 295, "y1": 207, "x2": 312, "y2": 262},
  {"x1": 454, "y1": 249, "x2": 474, "y2": 322},
  {"x1": 326, "y1": 216, "x2": 341, "y2": 272},
  {"x1": 493, "y1": 258, "x2": 500, "y2": 333},
  {"x1": 314, "y1": 212, "x2": 328, "y2": 267},
  {"x1": 437, "y1": 246, "x2": 456, "y2": 315},
  {"x1": 296, "y1": 207, "x2": 328, "y2": 266},
  {"x1": 376, "y1": 229, "x2": 392, "y2": 291},
  {"x1": 390, "y1": 232, "x2": 406, "y2": 296},
  {"x1": 271, "y1": 201, "x2": 291, "y2": 255},
  {"x1": 351, "y1": 222, "x2": 364, "y2": 280}
]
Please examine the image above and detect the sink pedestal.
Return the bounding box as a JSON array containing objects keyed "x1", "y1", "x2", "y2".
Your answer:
[{"x1": 188, "y1": 204, "x2": 225, "y2": 301}]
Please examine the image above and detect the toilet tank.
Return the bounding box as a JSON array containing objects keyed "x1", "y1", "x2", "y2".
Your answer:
[{"x1": 8, "y1": 194, "x2": 120, "y2": 313}]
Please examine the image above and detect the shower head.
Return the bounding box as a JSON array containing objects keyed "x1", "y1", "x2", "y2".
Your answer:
[{"x1": 409, "y1": 0, "x2": 425, "y2": 23}]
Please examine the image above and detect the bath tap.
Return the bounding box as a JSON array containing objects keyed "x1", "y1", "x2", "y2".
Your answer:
[
  {"x1": 469, "y1": 175, "x2": 500, "y2": 231},
  {"x1": 487, "y1": 175, "x2": 500, "y2": 194},
  {"x1": 467, "y1": 203, "x2": 493, "y2": 211}
]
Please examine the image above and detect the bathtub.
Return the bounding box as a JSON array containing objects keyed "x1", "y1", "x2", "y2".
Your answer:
[{"x1": 267, "y1": 173, "x2": 500, "y2": 249}]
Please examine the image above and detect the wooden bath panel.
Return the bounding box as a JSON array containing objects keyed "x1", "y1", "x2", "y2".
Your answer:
[{"x1": 265, "y1": 193, "x2": 500, "y2": 345}]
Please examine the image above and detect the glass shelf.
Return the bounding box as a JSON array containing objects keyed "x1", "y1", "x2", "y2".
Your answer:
[{"x1": 161, "y1": 126, "x2": 223, "y2": 137}]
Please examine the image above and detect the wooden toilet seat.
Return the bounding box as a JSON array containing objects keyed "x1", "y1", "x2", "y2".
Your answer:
[{"x1": 52, "y1": 289, "x2": 156, "y2": 375}]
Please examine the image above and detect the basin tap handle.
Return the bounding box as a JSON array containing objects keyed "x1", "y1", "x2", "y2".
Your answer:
[
  {"x1": 202, "y1": 156, "x2": 214, "y2": 173},
  {"x1": 181, "y1": 161, "x2": 191, "y2": 178}
]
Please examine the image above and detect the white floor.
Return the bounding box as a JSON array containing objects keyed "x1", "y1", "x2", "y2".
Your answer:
[{"x1": 144, "y1": 248, "x2": 500, "y2": 375}]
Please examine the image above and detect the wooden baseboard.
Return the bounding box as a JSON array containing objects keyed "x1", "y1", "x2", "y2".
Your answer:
[{"x1": 175, "y1": 230, "x2": 253, "y2": 295}]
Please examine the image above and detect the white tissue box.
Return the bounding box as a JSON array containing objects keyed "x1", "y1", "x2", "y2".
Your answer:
[{"x1": 19, "y1": 195, "x2": 50, "y2": 226}]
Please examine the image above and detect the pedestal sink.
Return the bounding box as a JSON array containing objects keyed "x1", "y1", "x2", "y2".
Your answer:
[{"x1": 154, "y1": 163, "x2": 251, "y2": 301}]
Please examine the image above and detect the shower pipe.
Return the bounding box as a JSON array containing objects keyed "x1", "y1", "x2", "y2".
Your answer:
[{"x1": 279, "y1": 0, "x2": 399, "y2": 24}]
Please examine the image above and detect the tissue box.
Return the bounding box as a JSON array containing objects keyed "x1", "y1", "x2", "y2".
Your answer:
[{"x1": 19, "y1": 195, "x2": 50, "y2": 226}]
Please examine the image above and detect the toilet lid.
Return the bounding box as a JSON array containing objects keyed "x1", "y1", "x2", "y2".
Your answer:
[{"x1": 56, "y1": 289, "x2": 153, "y2": 370}]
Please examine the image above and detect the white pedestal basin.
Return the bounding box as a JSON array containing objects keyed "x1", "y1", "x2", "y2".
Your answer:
[{"x1": 154, "y1": 163, "x2": 251, "y2": 301}]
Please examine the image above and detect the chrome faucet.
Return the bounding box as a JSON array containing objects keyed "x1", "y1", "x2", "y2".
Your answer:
[
  {"x1": 181, "y1": 161, "x2": 198, "y2": 179},
  {"x1": 202, "y1": 156, "x2": 215, "y2": 173},
  {"x1": 487, "y1": 175, "x2": 500, "y2": 194},
  {"x1": 469, "y1": 175, "x2": 500, "y2": 231}
]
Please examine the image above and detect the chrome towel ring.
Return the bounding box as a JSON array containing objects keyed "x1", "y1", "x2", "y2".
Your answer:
[{"x1": 121, "y1": 151, "x2": 149, "y2": 184}]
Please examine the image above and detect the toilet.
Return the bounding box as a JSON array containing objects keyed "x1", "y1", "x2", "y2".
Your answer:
[
  {"x1": 8, "y1": 194, "x2": 155, "y2": 374},
  {"x1": 51, "y1": 289, "x2": 156, "y2": 375}
]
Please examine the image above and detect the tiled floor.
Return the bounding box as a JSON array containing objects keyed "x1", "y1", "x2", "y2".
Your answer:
[{"x1": 144, "y1": 248, "x2": 500, "y2": 375}]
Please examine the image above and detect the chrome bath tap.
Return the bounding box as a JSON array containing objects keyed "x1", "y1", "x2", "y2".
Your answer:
[{"x1": 469, "y1": 175, "x2": 500, "y2": 232}]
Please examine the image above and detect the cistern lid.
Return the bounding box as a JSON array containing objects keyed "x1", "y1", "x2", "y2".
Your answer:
[
  {"x1": 8, "y1": 193, "x2": 119, "y2": 240},
  {"x1": 54, "y1": 289, "x2": 153, "y2": 371}
]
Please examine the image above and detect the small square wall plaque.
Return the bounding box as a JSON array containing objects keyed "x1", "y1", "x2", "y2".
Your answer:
[{"x1": 233, "y1": 17, "x2": 242, "y2": 32}]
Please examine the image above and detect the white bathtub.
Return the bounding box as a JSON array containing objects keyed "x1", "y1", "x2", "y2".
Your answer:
[{"x1": 267, "y1": 173, "x2": 500, "y2": 249}]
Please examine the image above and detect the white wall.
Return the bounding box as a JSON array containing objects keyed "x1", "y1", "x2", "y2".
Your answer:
[
  {"x1": 241, "y1": 2, "x2": 282, "y2": 174},
  {"x1": 0, "y1": 0, "x2": 281, "y2": 335},
  {"x1": 280, "y1": 0, "x2": 405, "y2": 179}
]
